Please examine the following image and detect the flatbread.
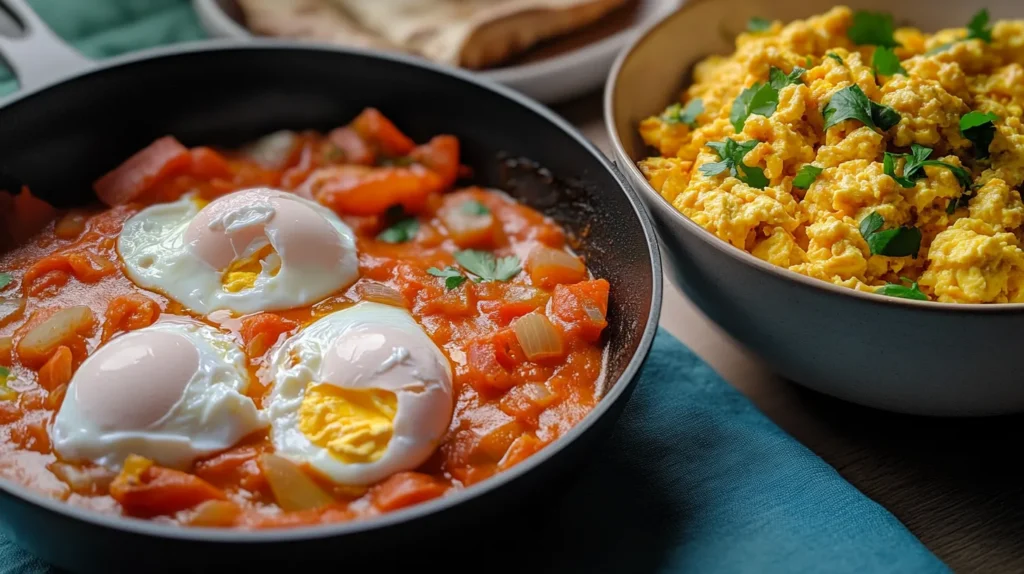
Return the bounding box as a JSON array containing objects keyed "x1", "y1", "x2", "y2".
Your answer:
[
  {"x1": 331, "y1": 0, "x2": 630, "y2": 69},
  {"x1": 237, "y1": 0, "x2": 395, "y2": 50}
]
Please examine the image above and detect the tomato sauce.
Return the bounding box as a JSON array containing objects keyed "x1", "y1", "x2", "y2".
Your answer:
[{"x1": 0, "y1": 109, "x2": 609, "y2": 528}]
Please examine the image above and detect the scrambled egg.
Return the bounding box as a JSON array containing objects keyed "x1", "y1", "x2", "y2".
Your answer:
[{"x1": 638, "y1": 6, "x2": 1024, "y2": 303}]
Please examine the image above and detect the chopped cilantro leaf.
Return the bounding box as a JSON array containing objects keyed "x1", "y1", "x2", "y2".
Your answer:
[
  {"x1": 747, "y1": 17, "x2": 772, "y2": 32},
  {"x1": 960, "y1": 110, "x2": 999, "y2": 159},
  {"x1": 662, "y1": 99, "x2": 704, "y2": 128},
  {"x1": 872, "y1": 46, "x2": 906, "y2": 76},
  {"x1": 454, "y1": 250, "x2": 521, "y2": 282},
  {"x1": 966, "y1": 8, "x2": 992, "y2": 43},
  {"x1": 876, "y1": 277, "x2": 928, "y2": 301},
  {"x1": 769, "y1": 66, "x2": 806, "y2": 90},
  {"x1": 427, "y1": 266, "x2": 467, "y2": 290},
  {"x1": 700, "y1": 139, "x2": 768, "y2": 189},
  {"x1": 847, "y1": 10, "x2": 900, "y2": 47},
  {"x1": 0, "y1": 366, "x2": 7, "y2": 379},
  {"x1": 730, "y1": 83, "x2": 778, "y2": 132},
  {"x1": 823, "y1": 84, "x2": 900, "y2": 131},
  {"x1": 859, "y1": 211, "x2": 922, "y2": 258},
  {"x1": 377, "y1": 216, "x2": 419, "y2": 243},
  {"x1": 792, "y1": 165, "x2": 823, "y2": 190},
  {"x1": 884, "y1": 144, "x2": 973, "y2": 190},
  {"x1": 805, "y1": 55, "x2": 814, "y2": 68},
  {"x1": 0, "y1": 273, "x2": 11, "y2": 290},
  {"x1": 460, "y1": 199, "x2": 491, "y2": 216},
  {"x1": 826, "y1": 53, "x2": 844, "y2": 65}
]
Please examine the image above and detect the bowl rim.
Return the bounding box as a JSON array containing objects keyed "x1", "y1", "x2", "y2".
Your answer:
[
  {"x1": 603, "y1": 0, "x2": 1024, "y2": 314},
  {"x1": 0, "y1": 37, "x2": 664, "y2": 542},
  {"x1": 190, "y1": 0, "x2": 682, "y2": 84}
]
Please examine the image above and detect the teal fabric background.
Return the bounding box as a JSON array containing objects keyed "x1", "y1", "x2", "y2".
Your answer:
[{"x1": 0, "y1": 2, "x2": 951, "y2": 572}]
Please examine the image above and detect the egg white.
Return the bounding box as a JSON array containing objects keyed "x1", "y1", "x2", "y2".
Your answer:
[
  {"x1": 265, "y1": 302, "x2": 454, "y2": 486},
  {"x1": 51, "y1": 317, "x2": 267, "y2": 470}
]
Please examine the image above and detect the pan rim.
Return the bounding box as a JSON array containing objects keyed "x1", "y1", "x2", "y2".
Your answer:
[{"x1": 0, "y1": 37, "x2": 664, "y2": 542}]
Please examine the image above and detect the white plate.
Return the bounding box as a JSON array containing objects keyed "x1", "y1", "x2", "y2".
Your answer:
[{"x1": 192, "y1": 0, "x2": 682, "y2": 104}]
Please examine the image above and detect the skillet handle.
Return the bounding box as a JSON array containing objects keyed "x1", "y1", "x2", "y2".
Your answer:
[{"x1": 0, "y1": 0, "x2": 94, "y2": 93}]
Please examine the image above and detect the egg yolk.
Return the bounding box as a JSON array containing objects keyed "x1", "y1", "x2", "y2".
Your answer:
[
  {"x1": 298, "y1": 384, "x2": 398, "y2": 464},
  {"x1": 221, "y1": 243, "x2": 281, "y2": 293}
]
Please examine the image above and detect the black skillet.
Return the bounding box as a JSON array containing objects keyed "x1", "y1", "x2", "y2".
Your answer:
[{"x1": 0, "y1": 1, "x2": 662, "y2": 572}]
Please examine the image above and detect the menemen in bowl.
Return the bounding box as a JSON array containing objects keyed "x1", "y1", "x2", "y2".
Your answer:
[
  {"x1": 638, "y1": 6, "x2": 1024, "y2": 303},
  {"x1": 0, "y1": 109, "x2": 610, "y2": 528}
]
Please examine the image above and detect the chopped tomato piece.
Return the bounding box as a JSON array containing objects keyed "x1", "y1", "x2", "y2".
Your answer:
[
  {"x1": 499, "y1": 434, "x2": 543, "y2": 470},
  {"x1": 93, "y1": 136, "x2": 191, "y2": 206},
  {"x1": 351, "y1": 108, "x2": 415, "y2": 157},
  {"x1": 0, "y1": 402, "x2": 21, "y2": 424},
  {"x1": 10, "y1": 412, "x2": 51, "y2": 453},
  {"x1": 550, "y1": 279, "x2": 610, "y2": 343},
  {"x1": 239, "y1": 313, "x2": 297, "y2": 357},
  {"x1": 66, "y1": 252, "x2": 116, "y2": 283},
  {"x1": 465, "y1": 329, "x2": 524, "y2": 395},
  {"x1": 327, "y1": 127, "x2": 375, "y2": 165},
  {"x1": 410, "y1": 135, "x2": 460, "y2": 188},
  {"x1": 37, "y1": 345, "x2": 72, "y2": 391},
  {"x1": 102, "y1": 293, "x2": 160, "y2": 341},
  {"x1": 194, "y1": 444, "x2": 268, "y2": 494},
  {"x1": 188, "y1": 147, "x2": 232, "y2": 179},
  {"x1": 2, "y1": 187, "x2": 57, "y2": 245},
  {"x1": 111, "y1": 456, "x2": 226, "y2": 518},
  {"x1": 314, "y1": 165, "x2": 444, "y2": 216},
  {"x1": 371, "y1": 472, "x2": 447, "y2": 512}
]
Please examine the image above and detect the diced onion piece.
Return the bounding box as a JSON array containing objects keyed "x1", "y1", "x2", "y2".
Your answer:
[
  {"x1": 54, "y1": 212, "x2": 87, "y2": 240},
  {"x1": 48, "y1": 462, "x2": 116, "y2": 495},
  {"x1": 17, "y1": 306, "x2": 95, "y2": 368},
  {"x1": 258, "y1": 453, "x2": 335, "y2": 512},
  {"x1": 526, "y1": 246, "x2": 586, "y2": 288},
  {"x1": 522, "y1": 382, "x2": 553, "y2": 404},
  {"x1": 440, "y1": 202, "x2": 496, "y2": 248},
  {"x1": 512, "y1": 312, "x2": 564, "y2": 361},
  {"x1": 356, "y1": 281, "x2": 407, "y2": 308},
  {"x1": 0, "y1": 297, "x2": 26, "y2": 329},
  {"x1": 583, "y1": 301, "x2": 605, "y2": 324},
  {"x1": 187, "y1": 500, "x2": 243, "y2": 527},
  {"x1": 241, "y1": 130, "x2": 298, "y2": 169},
  {"x1": 0, "y1": 336, "x2": 12, "y2": 366}
]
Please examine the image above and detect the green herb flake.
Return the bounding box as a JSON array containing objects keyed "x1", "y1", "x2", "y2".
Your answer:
[
  {"x1": 792, "y1": 165, "x2": 823, "y2": 190},
  {"x1": 872, "y1": 46, "x2": 906, "y2": 76},
  {"x1": 747, "y1": 17, "x2": 772, "y2": 33},
  {"x1": 700, "y1": 139, "x2": 769, "y2": 189},
  {"x1": 662, "y1": 99, "x2": 704, "y2": 128},
  {"x1": 769, "y1": 66, "x2": 806, "y2": 90},
  {"x1": 0, "y1": 366, "x2": 8, "y2": 379},
  {"x1": 960, "y1": 110, "x2": 999, "y2": 159},
  {"x1": 453, "y1": 250, "x2": 522, "y2": 282},
  {"x1": 884, "y1": 144, "x2": 973, "y2": 190},
  {"x1": 805, "y1": 55, "x2": 814, "y2": 68},
  {"x1": 427, "y1": 266, "x2": 468, "y2": 290},
  {"x1": 966, "y1": 8, "x2": 992, "y2": 43},
  {"x1": 876, "y1": 277, "x2": 928, "y2": 301},
  {"x1": 460, "y1": 199, "x2": 491, "y2": 216},
  {"x1": 847, "y1": 10, "x2": 900, "y2": 47},
  {"x1": 859, "y1": 211, "x2": 922, "y2": 258},
  {"x1": 0, "y1": 273, "x2": 11, "y2": 290},
  {"x1": 377, "y1": 217, "x2": 420, "y2": 243},
  {"x1": 730, "y1": 83, "x2": 778, "y2": 132},
  {"x1": 826, "y1": 53, "x2": 844, "y2": 65},
  {"x1": 822, "y1": 84, "x2": 901, "y2": 131}
]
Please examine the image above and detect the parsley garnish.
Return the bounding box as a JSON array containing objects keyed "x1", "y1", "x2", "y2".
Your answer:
[
  {"x1": 747, "y1": 17, "x2": 772, "y2": 32},
  {"x1": 876, "y1": 277, "x2": 928, "y2": 301},
  {"x1": 427, "y1": 266, "x2": 468, "y2": 290},
  {"x1": 662, "y1": 99, "x2": 704, "y2": 128},
  {"x1": 847, "y1": 10, "x2": 900, "y2": 47},
  {"x1": 966, "y1": 8, "x2": 992, "y2": 43},
  {"x1": 960, "y1": 111, "x2": 999, "y2": 159},
  {"x1": 805, "y1": 55, "x2": 814, "y2": 68},
  {"x1": 0, "y1": 366, "x2": 7, "y2": 379},
  {"x1": 946, "y1": 191, "x2": 973, "y2": 215},
  {"x1": 700, "y1": 139, "x2": 769, "y2": 189},
  {"x1": 453, "y1": 250, "x2": 521, "y2": 282},
  {"x1": 883, "y1": 144, "x2": 973, "y2": 189},
  {"x1": 872, "y1": 46, "x2": 906, "y2": 76},
  {"x1": 792, "y1": 165, "x2": 823, "y2": 190},
  {"x1": 859, "y1": 211, "x2": 922, "y2": 258},
  {"x1": 377, "y1": 205, "x2": 419, "y2": 243},
  {"x1": 826, "y1": 53, "x2": 844, "y2": 65},
  {"x1": 730, "y1": 67, "x2": 803, "y2": 132},
  {"x1": 823, "y1": 84, "x2": 901, "y2": 131},
  {"x1": 0, "y1": 273, "x2": 11, "y2": 290},
  {"x1": 460, "y1": 199, "x2": 491, "y2": 216}
]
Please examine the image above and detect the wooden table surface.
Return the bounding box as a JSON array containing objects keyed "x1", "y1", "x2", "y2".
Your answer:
[{"x1": 555, "y1": 90, "x2": 1022, "y2": 574}]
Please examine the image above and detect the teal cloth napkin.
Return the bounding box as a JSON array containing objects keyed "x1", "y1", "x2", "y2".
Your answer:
[{"x1": 0, "y1": 2, "x2": 949, "y2": 572}]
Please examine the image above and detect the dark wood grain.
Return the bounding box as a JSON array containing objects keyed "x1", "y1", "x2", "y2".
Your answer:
[{"x1": 554, "y1": 89, "x2": 1023, "y2": 574}]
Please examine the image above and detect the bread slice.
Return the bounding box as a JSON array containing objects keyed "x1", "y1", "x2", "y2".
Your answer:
[{"x1": 237, "y1": 0, "x2": 396, "y2": 50}]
